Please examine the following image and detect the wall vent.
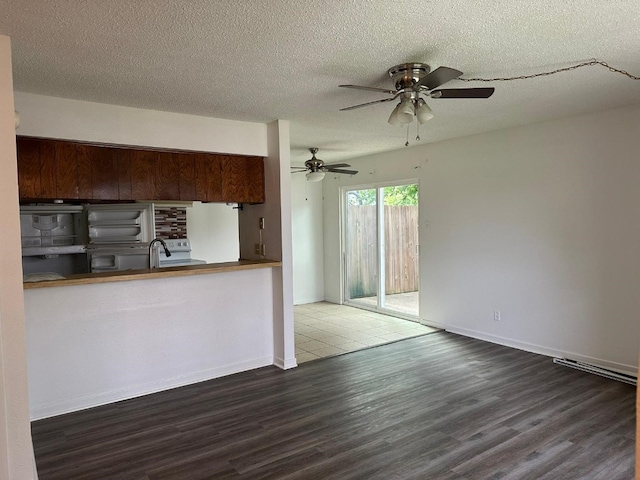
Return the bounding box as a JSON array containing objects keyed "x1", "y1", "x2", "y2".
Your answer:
[{"x1": 553, "y1": 358, "x2": 636, "y2": 386}]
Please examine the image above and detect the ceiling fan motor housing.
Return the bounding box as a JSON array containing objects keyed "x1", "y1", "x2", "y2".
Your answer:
[
  {"x1": 388, "y1": 63, "x2": 431, "y2": 91},
  {"x1": 305, "y1": 147, "x2": 324, "y2": 172}
]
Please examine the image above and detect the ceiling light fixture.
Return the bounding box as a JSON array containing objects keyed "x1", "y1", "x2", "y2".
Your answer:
[
  {"x1": 387, "y1": 103, "x2": 403, "y2": 126},
  {"x1": 306, "y1": 171, "x2": 325, "y2": 182},
  {"x1": 387, "y1": 96, "x2": 435, "y2": 145},
  {"x1": 415, "y1": 99, "x2": 434, "y2": 124},
  {"x1": 387, "y1": 97, "x2": 428, "y2": 126},
  {"x1": 396, "y1": 99, "x2": 415, "y2": 124}
]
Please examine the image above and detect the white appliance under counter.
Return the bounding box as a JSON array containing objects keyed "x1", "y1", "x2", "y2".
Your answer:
[{"x1": 157, "y1": 238, "x2": 206, "y2": 268}]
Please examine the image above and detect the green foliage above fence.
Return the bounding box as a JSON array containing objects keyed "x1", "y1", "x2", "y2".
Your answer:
[
  {"x1": 347, "y1": 185, "x2": 418, "y2": 206},
  {"x1": 384, "y1": 185, "x2": 418, "y2": 206}
]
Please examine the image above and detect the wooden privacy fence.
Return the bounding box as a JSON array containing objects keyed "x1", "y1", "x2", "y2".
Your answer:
[{"x1": 347, "y1": 205, "x2": 419, "y2": 298}]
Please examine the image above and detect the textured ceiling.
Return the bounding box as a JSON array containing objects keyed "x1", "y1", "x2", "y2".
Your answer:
[{"x1": 1, "y1": 0, "x2": 640, "y2": 165}]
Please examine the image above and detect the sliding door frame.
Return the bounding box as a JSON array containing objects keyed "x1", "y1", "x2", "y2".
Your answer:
[{"x1": 339, "y1": 178, "x2": 420, "y2": 321}]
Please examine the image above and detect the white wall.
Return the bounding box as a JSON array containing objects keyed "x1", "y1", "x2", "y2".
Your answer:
[
  {"x1": 291, "y1": 174, "x2": 325, "y2": 304},
  {"x1": 25, "y1": 269, "x2": 274, "y2": 419},
  {"x1": 14, "y1": 92, "x2": 268, "y2": 156},
  {"x1": 0, "y1": 35, "x2": 38, "y2": 479},
  {"x1": 323, "y1": 105, "x2": 640, "y2": 375},
  {"x1": 187, "y1": 202, "x2": 240, "y2": 263}
]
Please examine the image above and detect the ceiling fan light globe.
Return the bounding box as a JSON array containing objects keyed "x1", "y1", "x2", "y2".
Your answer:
[
  {"x1": 306, "y1": 171, "x2": 325, "y2": 182},
  {"x1": 416, "y1": 101, "x2": 434, "y2": 124},
  {"x1": 387, "y1": 103, "x2": 403, "y2": 126},
  {"x1": 397, "y1": 100, "x2": 415, "y2": 124}
]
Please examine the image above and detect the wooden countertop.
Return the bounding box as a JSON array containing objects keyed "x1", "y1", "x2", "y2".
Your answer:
[{"x1": 23, "y1": 259, "x2": 282, "y2": 289}]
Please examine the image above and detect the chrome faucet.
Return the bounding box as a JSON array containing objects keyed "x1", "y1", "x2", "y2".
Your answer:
[{"x1": 149, "y1": 238, "x2": 171, "y2": 269}]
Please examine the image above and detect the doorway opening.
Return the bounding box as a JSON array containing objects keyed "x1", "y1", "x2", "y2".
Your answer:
[{"x1": 343, "y1": 182, "x2": 419, "y2": 320}]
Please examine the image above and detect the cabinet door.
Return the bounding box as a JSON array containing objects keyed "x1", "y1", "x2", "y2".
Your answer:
[
  {"x1": 54, "y1": 140, "x2": 79, "y2": 199},
  {"x1": 195, "y1": 153, "x2": 222, "y2": 202},
  {"x1": 76, "y1": 144, "x2": 93, "y2": 199},
  {"x1": 116, "y1": 149, "x2": 132, "y2": 201},
  {"x1": 39, "y1": 140, "x2": 57, "y2": 199},
  {"x1": 17, "y1": 137, "x2": 86, "y2": 200},
  {"x1": 220, "y1": 155, "x2": 250, "y2": 203},
  {"x1": 130, "y1": 150, "x2": 157, "y2": 200},
  {"x1": 79, "y1": 145, "x2": 119, "y2": 200},
  {"x1": 16, "y1": 137, "x2": 42, "y2": 199},
  {"x1": 156, "y1": 152, "x2": 180, "y2": 200},
  {"x1": 244, "y1": 156, "x2": 265, "y2": 203},
  {"x1": 220, "y1": 155, "x2": 265, "y2": 204},
  {"x1": 175, "y1": 152, "x2": 196, "y2": 201}
]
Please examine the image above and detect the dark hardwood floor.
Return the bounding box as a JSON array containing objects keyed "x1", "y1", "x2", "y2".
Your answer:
[{"x1": 31, "y1": 332, "x2": 636, "y2": 479}]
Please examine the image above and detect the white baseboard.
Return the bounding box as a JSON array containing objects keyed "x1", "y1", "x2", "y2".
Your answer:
[
  {"x1": 274, "y1": 355, "x2": 298, "y2": 370},
  {"x1": 30, "y1": 356, "x2": 274, "y2": 421},
  {"x1": 444, "y1": 325, "x2": 638, "y2": 377},
  {"x1": 293, "y1": 297, "x2": 325, "y2": 305},
  {"x1": 323, "y1": 295, "x2": 341, "y2": 305}
]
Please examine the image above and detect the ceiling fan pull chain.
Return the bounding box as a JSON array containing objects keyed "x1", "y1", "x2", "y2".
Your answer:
[
  {"x1": 405, "y1": 124, "x2": 410, "y2": 147},
  {"x1": 416, "y1": 121, "x2": 421, "y2": 142}
]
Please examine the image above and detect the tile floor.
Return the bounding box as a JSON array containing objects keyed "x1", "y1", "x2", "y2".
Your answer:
[{"x1": 294, "y1": 301, "x2": 439, "y2": 363}]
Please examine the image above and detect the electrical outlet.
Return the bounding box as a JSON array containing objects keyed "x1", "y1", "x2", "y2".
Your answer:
[
  {"x1": 493, "y1": 310, "x2": 501, "y2": 322},
  {"x1": 259, "y1": 217, "x2": 265, "y2": 229},
  {"x1": 254, "y1": 243, "x2": 261, "y2": 255}
]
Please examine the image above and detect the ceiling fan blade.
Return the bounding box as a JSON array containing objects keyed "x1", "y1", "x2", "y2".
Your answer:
[
  {"x1": 431, "y1": 87, "x2": 495, "y2": 99},
  {"x1": 415, "y1": 66, "x2": 463, "y2": 90},
  {"x1": 340, "y1": 97, "x2": 396, "y2": 111},
  {"x1": 339, "y1": 84, "x2": 396, "y2": 95},
  {"x1": 326, "y1": 168, "x2": 358, "y2": 175},
  {"x1": 322, "y1": 163, "x2": 351, "y2": 168}
]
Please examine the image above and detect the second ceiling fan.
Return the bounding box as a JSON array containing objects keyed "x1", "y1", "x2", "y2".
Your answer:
[
  {"x1": 340, "y1": 63, "x2": 494, "y2": 126},
  {"x1": 291, "y1": 148, "x2": 358, "y2": 182}
]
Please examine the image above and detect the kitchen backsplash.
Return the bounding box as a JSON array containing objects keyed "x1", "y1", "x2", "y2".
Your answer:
[{"x1": 154, "y1": 207, "x2": 187, "y2": 239}]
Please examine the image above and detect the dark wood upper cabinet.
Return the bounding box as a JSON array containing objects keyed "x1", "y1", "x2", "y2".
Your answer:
[
  {"x1": 38, "y1": 140, "x2": 57, "y2": 199},
  {"x1": 195, "y1": 153, "x2": 222, "y2": 202},
  {"x1": 116, "y1": 150, "x2": 132, "y2": 201},
  {"x1": 220, "y1": 155, "x2": 265, "y2": 204},
  {"x1": 78, "y1": 145, "x2": 119, "y2": 200},
  {"x1": 130, "y1": 150, "x2": 157, "y2": 200},
  {"x1": 175, "y1": 152, "x2": 196, "y2": 201},
  {"x1": 220, "y1": 156, "x2": 245, "y2": 203},
  {"x1": 77, "y1": 145, "x2": 93, "y2": 199},
  {"x1": 156, "y1": 152, "x2": 180, "y2": 200},
  {"x1": 16, "y1": 137, "x2": 42, "y2": 199},
  {"x1": 16, "y1": 137, "x2": 82, "y2": 200},
  {"x1": 54, "y1": 141, "x2": 79, "y2": 199},
  {"x1": 16, "y1": 136, "x2": 265, "y2": 204},
  {"x1": 245, "y1": 156, "x2": 265, "y2": 204}
]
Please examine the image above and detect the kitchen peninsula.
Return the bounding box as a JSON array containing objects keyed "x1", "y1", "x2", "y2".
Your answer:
[
  {"x1": 16, "y1": 94, "x2": 295, "y2": 422},
  {"x1": 24, "y1": 258, "x2": 282, "y2": 419}
]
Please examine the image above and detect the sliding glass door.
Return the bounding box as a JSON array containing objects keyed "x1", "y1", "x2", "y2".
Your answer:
[{"x1": 344, "y1": 183, "x2": 419, "y2": 319}]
